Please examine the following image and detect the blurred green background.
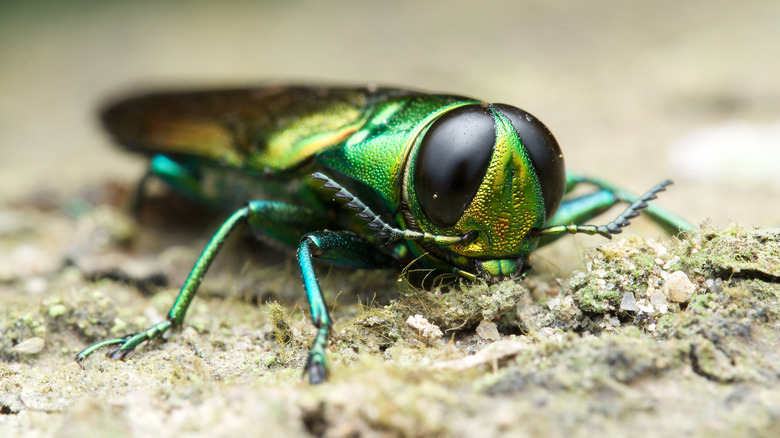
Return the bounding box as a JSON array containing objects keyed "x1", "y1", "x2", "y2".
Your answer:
[{"x1": 2, "y1": 0, "x2": 779, "y2": 225}]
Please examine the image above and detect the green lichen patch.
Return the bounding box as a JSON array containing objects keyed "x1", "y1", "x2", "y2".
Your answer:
[
  {"x1": 564, "y1": 226, "x2": 779, "y2": 335},
  {"x1": 653, "y1": 279, "x2": 780, "y2": 383},
  {"x1": 677, "y1": 224, "x2": 780, "y2": 280},
  {"x1": 263, "y1": 301, "x2": 310, "y2": 367},
  {"x1": 568, "y1": 235, "x2": 679, "y2": 314},
  {"x1": 484, "y1": 331, "x2": 684, "y2": 394},
  {"x1": 551, "y1": 225, "x2": 780, "y2": 386},
  {"x1": 1, "y1": 309, "x2": 47, "y2": 362}
]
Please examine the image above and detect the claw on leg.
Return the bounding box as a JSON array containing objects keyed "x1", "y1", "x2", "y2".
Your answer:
[
  {"x1": 74, "y1": 320, "x2": 173, "y2": 368},
  {"x1": 304, "y1": 326, "x2": 330, "y2": 384},
  {"x1": 306, "y1": 354, "x2": 329, "y2": 385}
]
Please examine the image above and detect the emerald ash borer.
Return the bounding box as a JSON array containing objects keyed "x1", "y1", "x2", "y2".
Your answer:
[{"x1": 75, "y1": 85, "x2": 693, "y2": 383}]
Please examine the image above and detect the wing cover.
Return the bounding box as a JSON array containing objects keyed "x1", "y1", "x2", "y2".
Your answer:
[{"x1": 101, "y1": 86, "x2": 415, "y2": 171}]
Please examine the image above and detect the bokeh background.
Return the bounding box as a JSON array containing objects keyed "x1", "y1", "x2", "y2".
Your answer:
[
  {"x1": 2, "y1": 2, "x2": 780, "y2": 437},
  {"x1": 2, "y1": 0, "x2": 779, "y2": 227}
]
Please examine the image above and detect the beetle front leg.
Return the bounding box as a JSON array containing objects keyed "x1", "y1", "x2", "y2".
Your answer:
[
  {"x1": 563, "y1": 173, "x2": 693, "y2": 234},
  {"x1": 534, "y1": 174, "x2": 694, "y2": 246},
  {"x1": 534, "y1": 179, "x2": 690, "y2": 242},
  {"x1": 297, "y1": 230, "x2": 396, "y2": 384}
]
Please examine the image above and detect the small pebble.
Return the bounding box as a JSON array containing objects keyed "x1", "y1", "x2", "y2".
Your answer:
[
  {"x1": 405, "y1": 315, "x2": 443, "y2": 341},
  {"x1": 619, "y1": 292, "x2": 638, "y2": 312},
  {"x1": 637, "y1": 302, "x2": 655, "y2": 314},
  {"x1": 11, "y1": 337, "x2": 45, "y2": 354},
  {"x1": 650, "y1": 291, "x2": 669, "y2": 313},
  {"x1": 476, "y1": 320, "x2": 501, "y2": 342},
  {"x1": 663, "y1": 271, "x2": 696, "y2": 303}
]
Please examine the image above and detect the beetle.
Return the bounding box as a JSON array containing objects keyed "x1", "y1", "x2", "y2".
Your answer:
[{"x1": 75, "y1": 85, "x2": 693, "y2": 383}]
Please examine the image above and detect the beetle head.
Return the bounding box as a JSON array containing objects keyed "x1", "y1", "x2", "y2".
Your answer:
[{"x1": 403, "y1": 103, "x2": 565, "y2": 277}]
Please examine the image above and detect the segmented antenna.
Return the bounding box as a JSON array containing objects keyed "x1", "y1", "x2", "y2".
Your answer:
[
  {"x1": 532, "y1": 180, "x2": 673, "y2": 239},
  {"x1": 311, "y1": 172, "x2": 474, "y2": 246}
]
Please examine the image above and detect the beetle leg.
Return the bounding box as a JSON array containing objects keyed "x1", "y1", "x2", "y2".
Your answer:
[
  {"x1": 75, "y1": 200, "x2": 327, "y2": 367},
  {"x1": 75, "y1": 206, "x2": 250, "y2": 366},
  {"x1": 562, "y1": 173, "x2": 693, "y2": 234},
  {"x1": 148, "y1": 155, "x2": 205, "y2": 201},
  {"x1": 131, "y1": 154, "x2": 222, "y2": 213},
  {"x1": 533, "y1": 179, "x2": 689, "y2": 241},
  {"x1": 297, "y1": 230, "x2": 397, "y2": 384},
  {"x1": 128, "y1": 155, "x2": 199, "y2": 213}
]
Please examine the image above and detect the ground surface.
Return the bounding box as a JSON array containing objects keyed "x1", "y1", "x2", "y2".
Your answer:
[{"x1": 2, "y1": 1, "x2": 780, "y2": 437}]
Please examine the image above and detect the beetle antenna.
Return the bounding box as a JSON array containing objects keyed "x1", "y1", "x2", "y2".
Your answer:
[
  {"x1": 531, "y1": 180, "x2": 673, "y2": 239},
  {"x1": 312, "y1": 172, "x2": 471, "y2": 246}
]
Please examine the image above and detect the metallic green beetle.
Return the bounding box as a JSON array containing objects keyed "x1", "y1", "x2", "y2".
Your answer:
[{"x1": 75, "y1": 85, "x2": 692, "y2": 383}]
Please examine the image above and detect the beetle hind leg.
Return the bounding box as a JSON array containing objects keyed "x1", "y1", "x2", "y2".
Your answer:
[
  {"x1": 75, "y1": 207, "x2": 251, "y2": 365},
  {"x1": 75, "y1": 200, "x2": 329, "y2": 367}
]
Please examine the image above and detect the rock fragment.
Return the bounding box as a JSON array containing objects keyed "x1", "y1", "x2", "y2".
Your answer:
[
  {"x1": 619, "y1": 292, "x2": 638, "y2": 312},
  {"x1": 663, "y1": 271, "x2": 696, "y2": 303},
  {"x1": 405, "y1": 314, "x2": 443, "y2": 341},
  {"x1": 11, "y1": 337, "x2": 45, "y2": 354},
  {"x1": 476, "y1": 320, "x2": 500, "y2": 342}
]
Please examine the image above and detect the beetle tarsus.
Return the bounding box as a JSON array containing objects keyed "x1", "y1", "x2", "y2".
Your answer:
[
  {"x1": 107, "y1": 346, "x2": 136, "y2": 361},
  {"x1": 601, "y1": 180, "x2": 675, "y2": 234},
  {"x1": 306, "y1": 358, "x2": 328, "y2": 385}
]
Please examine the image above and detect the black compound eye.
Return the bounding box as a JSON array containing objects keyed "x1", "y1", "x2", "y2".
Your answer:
[
  {"x1": 413, "y1": 105, "x2": 495, "y2": 228},
  {"x1": 492, "y1": 104, "x2": 565, "y2": 219}
]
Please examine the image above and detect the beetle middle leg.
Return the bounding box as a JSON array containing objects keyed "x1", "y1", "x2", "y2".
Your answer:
[{"x1": 297, "y1": 230, "x2": 397, "y2": 384}]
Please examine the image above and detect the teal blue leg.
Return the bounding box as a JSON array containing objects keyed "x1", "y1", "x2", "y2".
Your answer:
[
  {"x1": 297, "y1": 230, "x2": 397, "y2": 384},
  {"x1": 141, "y1": 154, "x2": 248, "y2": 209},
  {"x1": 564, "y1": 173, "x2": 693, "y2": 234},
  {"x1": 148, "y1": 155, "x2": 205, "y2": 202},
  {"x1": 75, "y1": 200, "x2": 327, "y2": 366},
  {"x1": 129, "y1": 155, "x2": 209, "y2": 213},
  {"x1": 534, "y1": 174, "x2": 693, "y2": 244}
]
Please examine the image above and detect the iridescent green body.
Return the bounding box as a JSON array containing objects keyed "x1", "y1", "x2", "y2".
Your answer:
[{"x1": 77, "y1": 85, "x2": 693, "y2": 383}]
